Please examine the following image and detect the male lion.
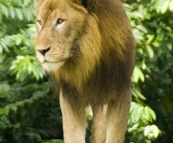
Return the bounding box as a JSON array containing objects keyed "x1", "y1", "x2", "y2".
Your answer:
[{"x1": 35, "y1": 0, "x2": 135, "y2": 143}]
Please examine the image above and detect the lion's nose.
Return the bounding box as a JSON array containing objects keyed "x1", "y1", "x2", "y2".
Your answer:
[{"x1": 37, "y1": 47, "x2": 51, "y2": 56}]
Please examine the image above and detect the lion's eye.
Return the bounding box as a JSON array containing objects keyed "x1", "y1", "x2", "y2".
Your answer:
[
  {"x1": 56, "y1": 18, "x2": 65, "y2": 25},
  {"x1": 37, "y1": 20, "x2": 42, "y2": 26}
]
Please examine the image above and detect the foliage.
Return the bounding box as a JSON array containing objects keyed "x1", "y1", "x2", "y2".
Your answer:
[
  {"x1": 125, "y1": 0, "x2": 173, "y2": 142},
  {"x1": 0, "y1": 0, "x2": 173, "y2": 143}
]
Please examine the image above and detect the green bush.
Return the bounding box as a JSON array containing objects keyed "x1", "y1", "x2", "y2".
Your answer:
[{"x1": 125, "y1": 0, "x2": 173, "y2": 142}]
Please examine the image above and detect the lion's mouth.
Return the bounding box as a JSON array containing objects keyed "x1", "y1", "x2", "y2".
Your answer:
[
  {"x1": 42, "y1": 59, "x2": 66, "y2": 64},
  {"x1": 41, "y1": 57, "x2": 66, "y2": 64},
  {"x1": 37, "y1": 54, "x2": 66, "y2": 64},
  {"x1": 41, "y1": 59, "x2": 65, "y2": 71}
]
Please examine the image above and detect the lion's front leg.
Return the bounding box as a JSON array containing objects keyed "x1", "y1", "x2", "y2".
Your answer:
[
  {"x1": 105, "y1": 90, "x2": 131, "y2": 143},
  {"x1": 59, "y1": 91, "x2": 87, "y2": 143},
  {"x1": 91, "y1": 104, "x2": 107, "y2": 143}
]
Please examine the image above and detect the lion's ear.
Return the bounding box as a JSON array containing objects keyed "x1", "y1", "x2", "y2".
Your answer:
[
  {"x1": 80, "y1": 0, "x2": 95, "y2": 12},
  {"x1": 81, "y1": 0, "x2": 88, "y2": 8},
  {"x1": 70, "y1": 0, "x2": 91, "y2": 11},
  {"x1": 69, "y1": 0, "x2": 88, "y2": 8}
]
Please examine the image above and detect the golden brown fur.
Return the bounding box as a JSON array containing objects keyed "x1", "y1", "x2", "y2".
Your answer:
[{"x1": 35, "y1": 0, "x2": 135, "y2": 143}]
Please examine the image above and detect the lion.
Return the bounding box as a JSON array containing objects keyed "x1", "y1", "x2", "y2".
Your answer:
[{"x1": 35, "y1": 0, "x2": 136, "y2": 143}]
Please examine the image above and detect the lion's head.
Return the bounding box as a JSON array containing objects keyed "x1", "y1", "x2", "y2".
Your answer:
[{"x1": 35, "y1": 0, "x2": 101, "y2": 76}]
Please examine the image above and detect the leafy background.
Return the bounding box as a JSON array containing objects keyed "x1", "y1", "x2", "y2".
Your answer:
[{"x1": 0, "y1": 0, "x2": 173, "y2": 143}]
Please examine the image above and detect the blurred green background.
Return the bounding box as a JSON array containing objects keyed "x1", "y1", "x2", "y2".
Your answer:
[{"x1": 0, "y1": 0, "x2": 173, "y2": 142}]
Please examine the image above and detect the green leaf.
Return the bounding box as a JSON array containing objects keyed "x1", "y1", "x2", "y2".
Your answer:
[
  {"x1": 132, "y1": 66, "x2": 145, "y2": 82},
  {"x1": 144, "y1": 106, "x2": 150, "y2": 121},
  {"x1": 9, "y1": 104, "x2": 18, "y2": 113},
  {"x1": 9, "y1": 6, "x2": 15, "y2": 19},
  {"x1": 136, "y1": 106, "x2": 144, "y2": 122},
  {"x1": 169, "y1": 0, "x2": 173, "y2": 11},
  {"x1": 146, "y1": 34, "x2": 155, "y2": 44},
  {"x1": 0, "y1": 41, "x2": 9, "y2": 52},
  {"x1": 15, "y1": 36, "x2": 23, "y2": 45},
  {"x1": 148, "y1": 107, "x2": 156, "y2": 121},
  {"x1": 0, "y1": 3, "x2": 8, "y2": 17},
  {"x1": 23, "y1": 9, "x2": 33, "y2": 21},
  {"x1": 144, "y1": 125, "x2": 161, "y2": 138},
  {"x1": 16, "y1": 67, "x2": 28, "y2": 81},
  {"x1": 146, "y1": 45, "x2": 154, "y2": 58},
  {"x1": 13, "y1": 122, "x2": 21, "y2": 129},
  {"x1": 151, "y1": 125, "x2": 160, "y2": 138},
  {"x1": 144, "y1": 106, "x2": 156, "y2": 122},
  {"x1": 15, "y1": 8, "x2": 23, "y2": 20},
  {"x1": 144, "y1": 125, "x2": 151, "y2": 137},
  {"x1": 0, "y1": 108, "x2": 5, "y2": 116},
  {"x1": 133, "y1": 88, "x2": 146, "y2": 100},
  {"x1": 0, "y1": 44, "x2": 3, "y2": 53},
  {"x1": 23, "y1": 0, "x2": 30, "y2": 5},
  {"x1": 161, "y1": 0, "x2": 170, "y2": 14},
  {"x1": 136, "y1": 25, "x2": 148, "y2": 34},
  {"x1": 133, "y1": 28, "x2": 144, "y2": 40},
  {"x1": 0, "y1": 121, "x2": 7, "y2": 128},
  {"x1": 4, "y1": 106, "x2": 10, "y2": 115},
  {"x1": 154, "y1": 0, "x2": 169, "y2": 13}
]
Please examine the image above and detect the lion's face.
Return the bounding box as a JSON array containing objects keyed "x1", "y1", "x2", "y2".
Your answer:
[{"x1": 35, "y1": 0, "x2": 88, "y2": 71}]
